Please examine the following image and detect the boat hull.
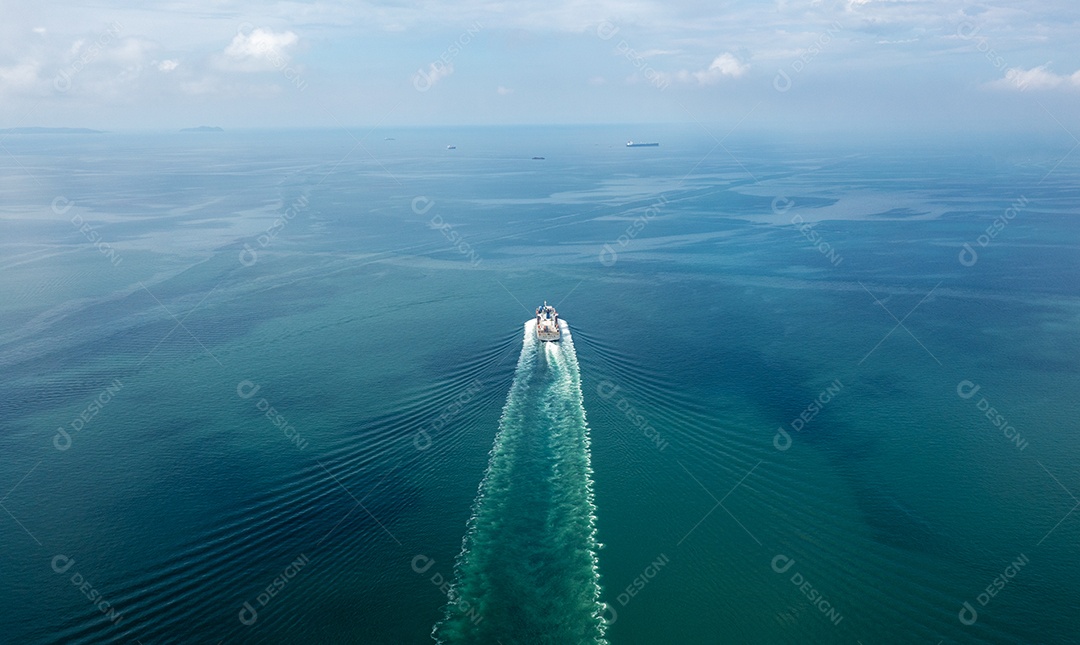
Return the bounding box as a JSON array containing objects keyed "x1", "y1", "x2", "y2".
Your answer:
[{"x1": 535, "y1": 301, "x2": 561, "y2": 341}]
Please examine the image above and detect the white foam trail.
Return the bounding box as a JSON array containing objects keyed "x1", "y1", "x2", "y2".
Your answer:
[{"x1": 434, "y1": 318, "x2": 607, "y2": 644}]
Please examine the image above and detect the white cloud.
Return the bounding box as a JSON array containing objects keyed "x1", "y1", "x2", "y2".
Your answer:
[
  {"x1": 988, "y1": 65, "x2": 1080, "y2": 91},
  {"x1": 0, "y1": 0, "x2": 1076, "y2": 129},
  {"x1": 703, "y1": 53, "x2": 749, "y2": 79},
  {"x1": 101, "y1": 37, "x2": 153, "y2": 67},
  {"x1": 225, "y1": 28, "x2": 298, "y2": 59},
  {"x1": 497, "y1": 85, "x2": 513, "y2": 95},
  {"x1": 667, "y1": 52, "x2": 749, "y2": 85},
  {"x1": 1, "y1": 29, "x2": 149, "y2": 98},
  {"x1": 0, "y1": 60, "x2": 43, "y2": 94},
  {"x1": 638, "y1": 49, "x2": 678, "y2": 58},
  {"x1": 217, "y1": 27, "x2": 298, "y2": 72}
]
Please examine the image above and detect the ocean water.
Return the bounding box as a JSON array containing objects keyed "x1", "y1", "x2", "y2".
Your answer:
[{"x1": 1, "y1": 125, "x2": 1078, "y2": 644}]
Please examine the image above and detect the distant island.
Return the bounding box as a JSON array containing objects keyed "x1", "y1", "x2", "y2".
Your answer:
[
  {"x1": 0, "y1": 127, "x2": 104, "y2": 135},
  {"x1": 180, "y1": 126, "x2": 224, "y2": 132}
]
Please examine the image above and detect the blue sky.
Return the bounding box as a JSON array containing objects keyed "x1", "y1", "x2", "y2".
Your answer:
[{"x1": 1, "y1": 0, "x2": 1078, "y2": 133}]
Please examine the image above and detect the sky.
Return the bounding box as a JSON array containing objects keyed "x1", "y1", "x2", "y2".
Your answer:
[{"x1": 1, "y1": 0, "x2": 1079, "y2": 134}]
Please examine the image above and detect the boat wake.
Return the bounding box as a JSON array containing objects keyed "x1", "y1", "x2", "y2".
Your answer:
[{"x1": 434, "y1": 319, "x2": 607, "y2": 644}]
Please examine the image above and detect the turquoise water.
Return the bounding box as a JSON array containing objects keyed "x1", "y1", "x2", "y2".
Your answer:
[{"x1": 1, "y1": 126, "x2": 1078, "y2": 643}]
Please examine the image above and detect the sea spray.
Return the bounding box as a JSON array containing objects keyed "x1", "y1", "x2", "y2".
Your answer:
[{"x1": 434, "y1": 320, "x2": 607, "y2": 644}]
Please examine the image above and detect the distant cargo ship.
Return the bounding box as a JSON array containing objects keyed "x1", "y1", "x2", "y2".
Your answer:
[
  {"x1": 626, "y1": 141, "x2": 659, "y2": 147},
  {"x1": 535, "y1": 302, "x2": 561, "y2": 341}
]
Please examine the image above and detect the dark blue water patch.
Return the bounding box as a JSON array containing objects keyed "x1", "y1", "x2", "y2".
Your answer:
[
  {"x1": 577, "y1": 283, "x2": 816, "y2": 405},
  {"x1": 772, "y1": 410, "x2": 949, "y2": 556},
  {"x1": 575, "y1": 273, "x2": 952, "y2": 555},
  {"x1": 0, "y1": 366, "x2": 128, "y2": 420},
  {"x1": 852, "y1": 484, "x2": 951, "y2": 553},
  {"x1": 95, "y1": 458, "x2": 419, "y2": 644}
]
